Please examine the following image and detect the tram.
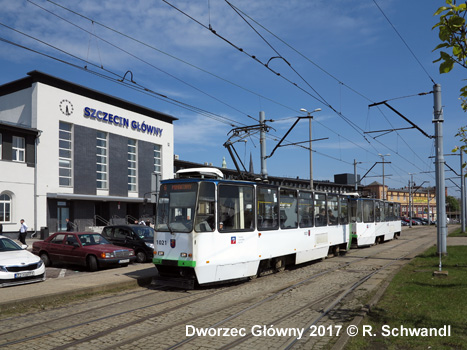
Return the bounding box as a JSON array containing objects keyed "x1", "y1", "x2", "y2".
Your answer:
[
  {"x1": 349, "y1": 197, "x2": 401, "y2": 247},
  {"x1": 153, "y1": 168, "x2": 351, "y2": 288}
]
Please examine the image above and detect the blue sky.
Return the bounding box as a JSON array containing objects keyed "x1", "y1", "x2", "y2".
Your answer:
[{"x1": 0, "y1": 0, "x2": 464, "y2": 196}]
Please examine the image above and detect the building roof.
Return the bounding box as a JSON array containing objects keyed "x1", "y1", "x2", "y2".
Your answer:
[{"x1": 0, "y1": 70, "x2": 177, "y2": 124}]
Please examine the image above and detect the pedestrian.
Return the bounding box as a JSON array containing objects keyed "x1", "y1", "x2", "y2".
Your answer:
[
  {"x1": 18, "y1": 219, "x2": 28, "y2": 245},
  {"x1": 66, "y1": 218, "x2": 73, "y2": 232}
]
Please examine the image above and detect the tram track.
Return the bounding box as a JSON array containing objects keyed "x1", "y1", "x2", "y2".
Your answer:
[
  {"x1": 162, "y1": 229, "x2": 436, "y2": 350},
  {"x1": 0, "y1": 227, "x2": 434, "y2": 350}
]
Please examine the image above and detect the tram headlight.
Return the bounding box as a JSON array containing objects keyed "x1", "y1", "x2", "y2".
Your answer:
[
  {"x1": 158, "y1": 251, "x2": 164, "y2": 256},
  {"x1": 180, "y1": 252, "x2": 187, "y2": 257}
]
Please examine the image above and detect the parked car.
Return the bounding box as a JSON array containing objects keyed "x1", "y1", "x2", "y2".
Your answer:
[
  {"x1": 0, "y1": 235, "x2": 45, "y2": 287},
  {"x1": 412, "y1": 217, "x2": 428, "y2": 225},
  {"x1": 401, "y1": 220, "x2": 409, "y2": 226},
  {"x1": 402, "y1": 217, "x2": 421, "y2": 225},
  {"x1": 32, "y1": 232, "x2": 136, "y2": 271},
  {"x1": 101, "y1": 225, "x2": 154, "y2": 263}
]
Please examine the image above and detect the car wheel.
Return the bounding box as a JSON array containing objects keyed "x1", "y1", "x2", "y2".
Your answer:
[
  {"x1": 136, "y1": 251, "x2": 147, "y2": 263},
  {"x1": 40, "y1": 252, "x2": 51, "y2": 267},
  {"x1": 87, "y1": 255, "x2": 98, "y2": 272}
]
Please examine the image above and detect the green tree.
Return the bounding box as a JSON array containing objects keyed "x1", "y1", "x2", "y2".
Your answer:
[
  {"x1": 433, "y1": 0, "x2": 467, "y2": 166},
  {"x1": 433, "y1": 0, "x2": 467, "y2": 110},
  {"x1": 446, "y1": 195, "x2": 460, "y2": 212}
]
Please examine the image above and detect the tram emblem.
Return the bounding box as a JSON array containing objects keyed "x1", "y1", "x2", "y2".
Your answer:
[
  {"x1": 231, "y1": 236, "x2": 236, "y2": 244},
  {"x1": 170, "y1": 239, "x2": 176, "y2": 248}
]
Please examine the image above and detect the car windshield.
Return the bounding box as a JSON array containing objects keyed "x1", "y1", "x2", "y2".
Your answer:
[
  {"x1": 78, "y1": 234, "x2": 111, "y2": 246},
  {"x1": 133, "y1": 226, "x2": 154, "y2": 239},
  {"x1": 0, "y1": 238, "x2": 22, "y2": 252}
]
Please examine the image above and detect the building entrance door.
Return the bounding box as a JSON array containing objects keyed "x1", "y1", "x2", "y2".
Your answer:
[{"x1": 57, "y1": 201, "x2": 70, "y2": 231}]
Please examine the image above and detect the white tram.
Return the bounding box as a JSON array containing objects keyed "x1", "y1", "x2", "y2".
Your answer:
[
  {"x1": 349, "y1": 197, "x2": 401, "y2": 247},
  {"x1": 153, "y1": 169, "x2": 351, "y2": 288}
]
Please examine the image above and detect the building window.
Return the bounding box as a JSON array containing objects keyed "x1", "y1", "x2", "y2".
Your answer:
[
  {"x1": 96, "y1": 131, "x2": 108, "y2": 189},
  {"x1": 154, "y1": 144, "x2": 161, "y2": 174},
  {"x1": 59, "y1": 122, "x2": 72, "y2": 186},
  {"x1": 0, "y1": 194, "x2": 11, "y2": 222},
  {"x1": 128, "y1": 139, "x2": 137, "y2": 192},
  {"x1": 12, "y1": 136, "x2": 25, "y2": 162}
]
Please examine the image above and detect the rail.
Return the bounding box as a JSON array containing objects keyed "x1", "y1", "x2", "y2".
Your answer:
[
  {"x1": 126, "y1": 215, "x2": 138, "y2": 225},
  {"x1": 94, "y1": 215, "x2": 109, "y2": 227}
]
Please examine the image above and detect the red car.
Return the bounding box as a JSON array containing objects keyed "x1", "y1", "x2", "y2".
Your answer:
[{"x1": 32, "y1": 232, "x2": 136, "y2": 271}]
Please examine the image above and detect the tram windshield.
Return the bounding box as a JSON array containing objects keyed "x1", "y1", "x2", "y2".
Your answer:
[{"x1": 156, "y1": 182, "x2": 198, "y2": 233}]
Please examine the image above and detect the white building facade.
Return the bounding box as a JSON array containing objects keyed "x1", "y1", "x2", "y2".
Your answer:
[{"x1": 0, "y1": 71, "x2": 175, "y2": 236}]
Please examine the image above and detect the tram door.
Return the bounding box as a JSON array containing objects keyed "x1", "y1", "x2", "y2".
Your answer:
[{"x1": 57, "y1": 201, "x2": 70, "y2": 231}]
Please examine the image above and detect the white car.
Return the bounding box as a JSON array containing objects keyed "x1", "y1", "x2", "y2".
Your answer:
[{"x1": 0, "y1": 235, "x2": 46, "y2": 287}]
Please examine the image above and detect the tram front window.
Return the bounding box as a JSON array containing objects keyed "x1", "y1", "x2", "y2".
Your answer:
[{"x1": 156, "y1": 183, "x2": 198, "y2": 233}]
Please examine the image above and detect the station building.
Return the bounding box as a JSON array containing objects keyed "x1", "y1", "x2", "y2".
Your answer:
[{"x1": 0, "y1": 71, "x2": 175, "y2": 236}]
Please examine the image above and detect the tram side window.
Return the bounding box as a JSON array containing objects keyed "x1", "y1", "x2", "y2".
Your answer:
[
  {"x1": 375, "y1": 201, "x2": 381, "y2": 222},
  {"x1": 219, "y1": 184, "x2": 254, "y2": 232},
  {"x1": 363, "y1": 200, "x2": 374, "y2": 223},
  {"x1": 257, "y1": 186, "x2": 278, "y2": 230},
  {"x1": 395, "y1": 203, "x2": 401, "y2": 220},
  {"x1": 279, "y1": 188, "x2": 298, "y2": 229},
  {"x1": 298, "y1": 191, "x2": 314, "y2": 228},
  {"x1": 339, "y1": 196, "x2": 349, "y2": 224},
  {"x1": 388, "y1": 203, "x2": 394, "y2": 221},
  {"x1": 327, "y1": 194, "x2": 338, "y2": 225},
  {"x1": 195, "y1": 182, "x2": 215, "y2": 232},
  {"x1": 314, "y1": 193, "x2": 327, "y2": 227},
  {"x1": 350, "y1": 200, "x2": 363, "y2": 223},
  {"x1": 381, "y1": 201, "x2": 386, "y2": 221},
  {"x1": 384, "y1": 202, "x2": 389, "y2": 221}
]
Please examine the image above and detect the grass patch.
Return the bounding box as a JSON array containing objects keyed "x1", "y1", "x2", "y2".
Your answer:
[
  {"x1": 346, "y1": 245, "x2": 467, "y2": 350},
  {"x1": 449, "y1": 227, "x2": 467, "y2": 237}
]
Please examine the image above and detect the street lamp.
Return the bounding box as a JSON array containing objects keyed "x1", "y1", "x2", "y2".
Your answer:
[
  {"x1": 300, "y1": 108, "x2": 322, "y2": 190},
  {"x1": 378, "y1": 153, "x2": 390, "y2": 200}
]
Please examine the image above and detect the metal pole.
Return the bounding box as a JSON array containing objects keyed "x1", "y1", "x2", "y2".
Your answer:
[
  {"x1": 409, "y1": 176, "x2": 413, "y2": 228},
  {"x1": 354, "y1": 159, "x2": 358, "y2": 191},
  {"x1": 427, "y1": 187, "x2": 431, "y2": 225},
  {"x1": 309, "y1": 115, "x2": 313, "y2": 190},
  {"x1": 259, "y1": 111, "x2": 268, "y2": 181},
  {"x1": 382, "y1": 155, "x2": 385, "y2": 200},
  {"x1": 433, "y1": 83, "x2": 447, "y2": 256},
  {"x1": 461, "y1": 150, "x2": 465, "y2": 232}
]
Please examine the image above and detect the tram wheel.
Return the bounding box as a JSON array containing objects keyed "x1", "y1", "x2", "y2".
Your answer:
[
  {"x1": 274, "y1": 257, "x2": 285, "y2": 273},
  {"x1": 332, "y1": 245, "x2": 340, "y2": 257}
]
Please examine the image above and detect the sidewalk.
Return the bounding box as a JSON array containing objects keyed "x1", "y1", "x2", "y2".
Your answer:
[
  {"x1": 0, "y1": 236, "x2": 157, "y2": 313},
  {"x1": 447, "y1": 236, "x2": 467, "y2": 246}
]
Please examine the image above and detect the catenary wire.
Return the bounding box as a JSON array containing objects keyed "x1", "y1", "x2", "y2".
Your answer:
[
  {"x1": 4, "y1": 1, "x2": 436, "y2": 185},
  {"x1": 45, "y1": 0, "x2": 432, "y2": 180},
  {"x1": 372, "y1": 0, "x2": 436, "y2": 85}
]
